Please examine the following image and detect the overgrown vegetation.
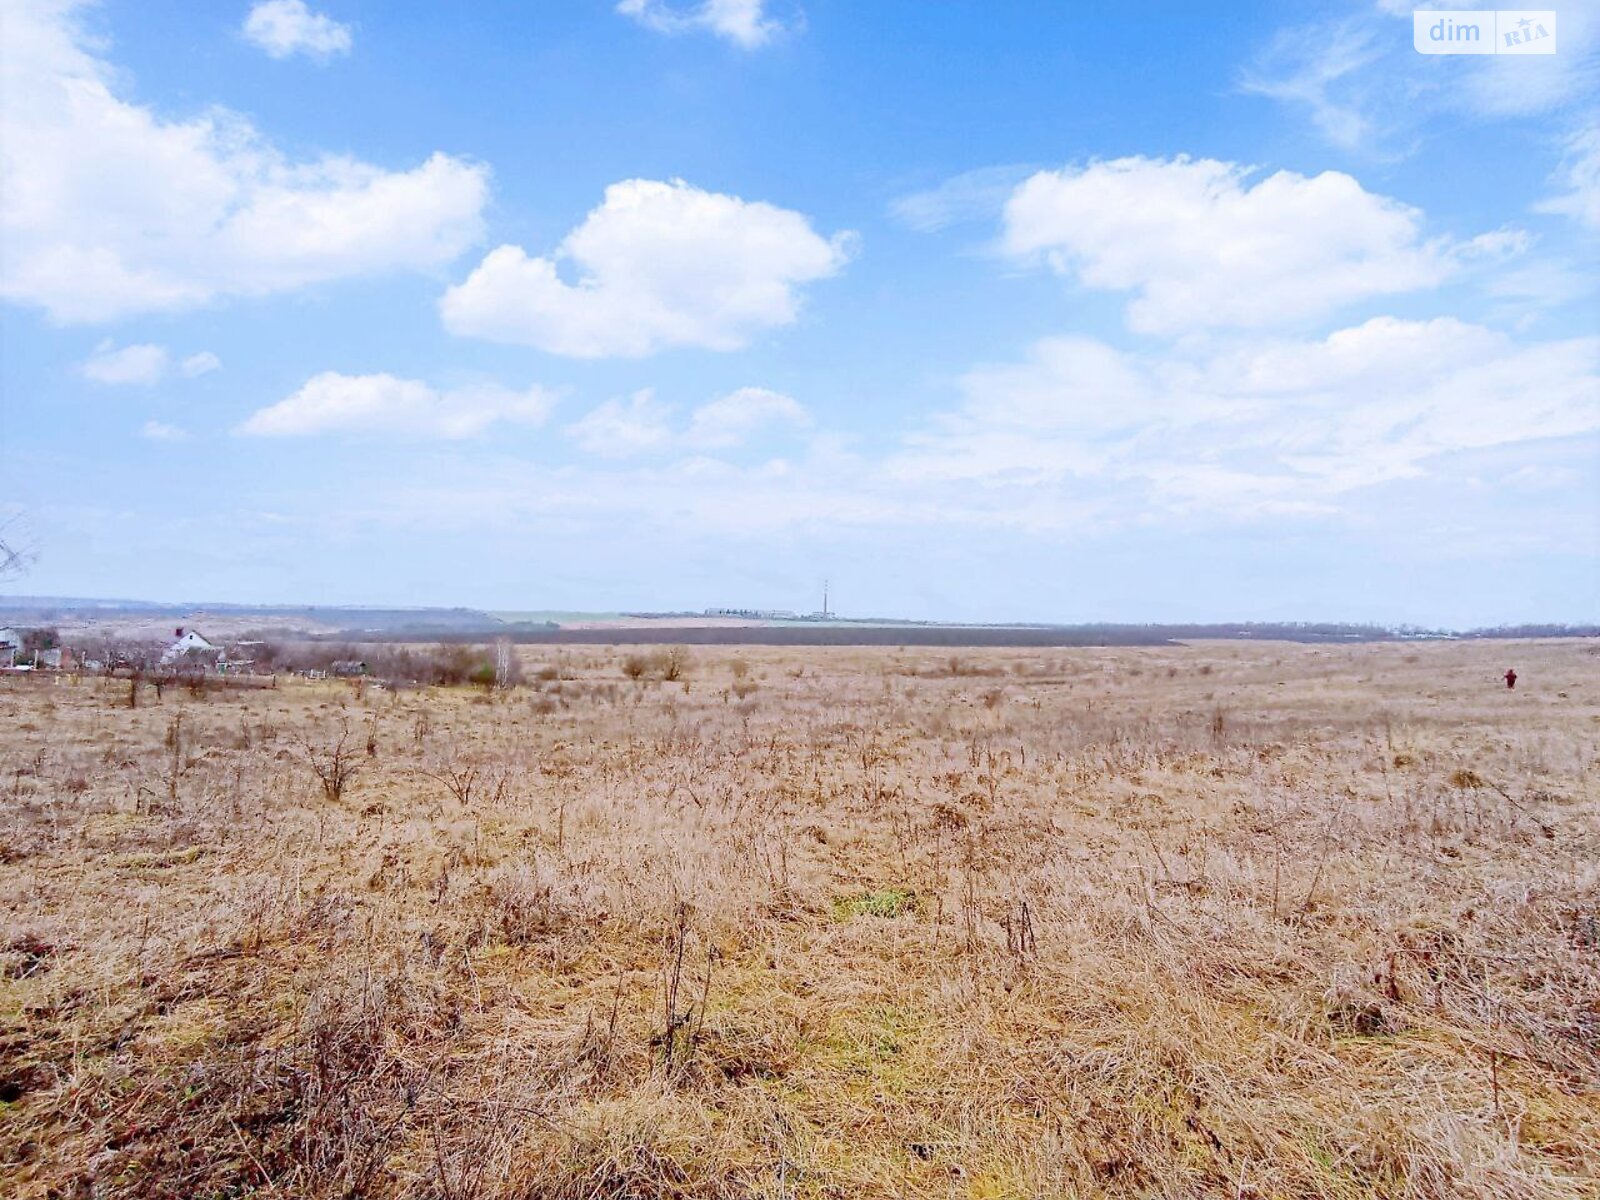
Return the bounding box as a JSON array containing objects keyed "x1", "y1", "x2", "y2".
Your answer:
[
  {"x1": 1, "y1": 639, "x2": 1596, "y2": 1198},
  {"x1": 621, "y1": 645, "x2": 692, "y2": 683},
  {"x1": 251, "y1": 640, "x2": 524, "y2": 688}
]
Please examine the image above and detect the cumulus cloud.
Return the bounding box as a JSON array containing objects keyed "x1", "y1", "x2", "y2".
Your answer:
[
  {"x1": 140, "y1": 420, "x2": 189, "y2": 441},
  {"x1": 239, "y1": 372, "x2": 555, "y2": 438},
  {"x1": 180, "y1": 351, "x2": 222, "y2": 378},
  {"x1": 686, "y1": 387, "x2": 809, "y2": 447},
  {"x1": 1000, "y1": 156, "x2": 1459, "y2": 335},
  {"x1": 440, "y1": 179, "x2": 853, "y2": 357},
  {"x1": 1, "y1": 0, "x2": 488, "y2": 322},
  {"x1": 242, "y1": 0, "x2": 352, "y2": 61},
  {"x1": 617, "y1": 0, "x2": 786, "y2": 48},
  {"x1": 79, "y1": 341, "x2": 169, "y2": 385}
]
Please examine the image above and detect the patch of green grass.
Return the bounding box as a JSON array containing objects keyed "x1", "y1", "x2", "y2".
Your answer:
[
  {"x1": 830, "y1": 888, "x2": 916, "y2": 921},
  {"x1": 808, "y1": 1003, "x2": 931, "y2": 1100}
]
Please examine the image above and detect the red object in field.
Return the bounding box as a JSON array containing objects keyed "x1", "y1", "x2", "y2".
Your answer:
[{"x1": 1504, "y1": 669, "x2": 1517, "y2": 690}]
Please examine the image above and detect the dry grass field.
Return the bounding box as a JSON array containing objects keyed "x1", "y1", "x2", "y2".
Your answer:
[{"x1": 2, "y1": 640, "x2": 1597, "y2": 1199}]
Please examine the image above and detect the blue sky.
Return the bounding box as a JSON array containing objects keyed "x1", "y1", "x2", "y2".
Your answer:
[{"x1": 1, "y1": 0, "x2": 1596, "y2": 625}]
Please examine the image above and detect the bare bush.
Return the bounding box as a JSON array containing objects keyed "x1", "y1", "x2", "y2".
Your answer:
[{"x1": 296, "y1": 721, "x2": 364, "y2": 802}]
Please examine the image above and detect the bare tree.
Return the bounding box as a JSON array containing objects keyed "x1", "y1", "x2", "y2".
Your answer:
[
  {"x1": 0, "y1": 512, "x2": 37, "y2": 581},
  {"x1": 103, "y1": 639, "x2": 167, "y2": 708}
]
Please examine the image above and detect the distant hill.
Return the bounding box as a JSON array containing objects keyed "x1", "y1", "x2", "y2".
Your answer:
[
  {"x1": 0, "y1": 596, "x2": 523, "y2": 638},
  {"x1": 2, "y1": 596, "x2": 1591, "y2": 646}
]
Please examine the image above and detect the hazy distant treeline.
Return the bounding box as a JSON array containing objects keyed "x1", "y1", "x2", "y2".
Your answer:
[{"x1": 332, "y1": 622, "x2": 1421, "y2": 648}]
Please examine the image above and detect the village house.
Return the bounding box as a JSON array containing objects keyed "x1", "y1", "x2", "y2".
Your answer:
[
  {"x1": 0, "y1": 628, "x2": 20, "y2": 669},
  {"x1": 160, "y1": 627, "x2": 224, "y2": 673}
]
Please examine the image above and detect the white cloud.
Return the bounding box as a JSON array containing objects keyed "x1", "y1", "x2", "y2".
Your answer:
[
  {"x1": 200, "y1": 320, "x2": 1594, "y2": 595},
  {"x1": 1192, "y1": 318, "x2": 1600, "y2": 486},
  {"x1": 180, "y1": 351, "x2": 222, "y2": 378},
  {"x1": 238, "y1": 372, "x2": 555, "y2": 438},
  {"x1": 1482, "y1": 259, "x2": 1597, "y2": 324},
  {"x1": 953, "y1": 337, "x2": 1157, "y2": 435},
  {"x1": 1537, "y1": 123, "x2": 1600, "y2": 229},
  {"x1": 141, "y1": 420, "x2": 188, "y2": 441},
  {"x1": 888, "y1": 164, "x2": 1037, "y2": 232},
  {"x1": 440, "y1": 179, "x2": 852, "y2": 357},
  {"x1": 617, "y1": 0, "x2": 785, "y2": 48},
  {"x1": 566, "y1": 389, "x2": 676, "y2": 457},
  {"x1": 80, "y1": 341, "x2": 169, "y2": 385},
  {"x1": 233, "y1": 316, "x2": 1596, "y2": 546},
  {"x1": 890, "y1": 317, "x2": 1600, "y2": 512},
  {"x1": 686, "y1": 387, "x2": 809, "y2": 447},
  {"x1": 1237, "y1": 21, "x2": 1390, "y2": 151},
  {"x1": 520, "y1": 319, "x2": 1599, "y2": 534},
  {"x1": 564, "y1": 386, "x2": 810, "y2": 457},
  {"x1": 1447, "y1": 1, "x2": 1600, "y2": 118},
  {"x1": 1, "y1": 0, "x2": 487, "y2": 322},
  {"x1": 1240, "y1": 2, "x2": 1600, "y2": 152},
  {"x1": 78, "y1": 342, "x2": 224, "y2": 384},
  {"x1": 242, "y1": 0, "x2": 352, "y2": 61},
  {"x1": 1000, "y1": 156, "x2": 1457, "y2": 335}
]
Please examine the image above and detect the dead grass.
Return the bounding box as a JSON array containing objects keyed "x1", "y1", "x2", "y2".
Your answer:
[{"x1": 1, "y1": 639, "x2": 1597, "y2": 1198}]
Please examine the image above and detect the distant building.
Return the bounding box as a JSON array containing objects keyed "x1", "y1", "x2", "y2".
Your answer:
[
  {"x1": 807, "y1": 579, "x2": 835, "y2": 621},
  {"x1": 329, "y1": 660, "x2": 369, "y2": 677},
  {"x1": 703, "y1": 607, "x2": 799, "y2": 620},
  {"x1": 0, "y1": 627, "x2": 69, "y2": 670},
  {"x1": 161, "y1": 627, "x2": 223, "y2": 672}
]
